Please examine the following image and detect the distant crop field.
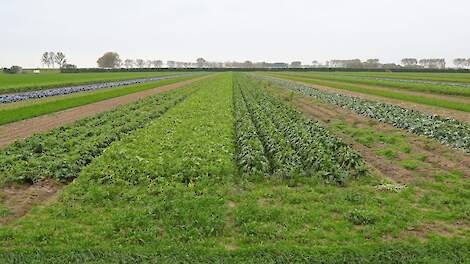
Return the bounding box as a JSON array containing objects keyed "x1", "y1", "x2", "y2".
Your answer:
[{"x1": 0, "y1": 71, "x2": 186, "y2": 94}]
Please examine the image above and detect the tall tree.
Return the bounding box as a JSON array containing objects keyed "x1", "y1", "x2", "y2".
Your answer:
[
  {"x1": 41, "y1": 52, "x2": 51, "y2": 68},
  {"x1": 454, "y1": 58, "x2": 467, "y2": 68},
  {"x1": 153, "y1": 60, "x2": 163, "y2": 68},
  {"x1": 365, "y1": 59, "x2": 381, "y2": 68},
  {"x1": 124, "y1": 59, "x2": 134, "y2": 68},
  {"x1": 196, "y1": 58, "x2": 207, "y2": 68},
  {"x1": 48, "y1": 52, "x2": 56, "y2": 68},
  {"x1": 401, "y1": 58, "x2": 418, "y2": 67},
  {"x1": 146, "y1": 60, "x2": 153, "y2": 68},
  {"x1": 96, "y1": 52, "x2": 121, "y2": 68},
  {"x1": 54, "y1": 52, "x2": 67, "y2": 68},
  {"x1": 465, "y1": 59, "x2": 470, "y2": 69},
  {"x1": 135, "y1": 59, "x2": 145, "y2": 68}
]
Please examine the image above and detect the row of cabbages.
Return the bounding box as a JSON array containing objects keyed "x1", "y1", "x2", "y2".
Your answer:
[
  {"x1": 256, "y1": 75, "x2": 470, "y2": 152},
  {"x1": 234, "y1": 74, "x2": 366, "y2": 184},
  {"x1": 0, "y1": 73, "x2": 194, "y2": 104}
]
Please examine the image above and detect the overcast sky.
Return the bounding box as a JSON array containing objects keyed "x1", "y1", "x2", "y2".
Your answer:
[{"x1": 1, "y1": 0, "x2": 469, "y2": 67}]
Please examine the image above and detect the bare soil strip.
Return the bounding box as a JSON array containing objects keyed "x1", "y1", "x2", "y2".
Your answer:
[
  {"x1": 272, "y1": 88, "x2": 470, "y2": 184},
  {"x1": 0, "y1": 75, "x2": 210, "y2": 148},
  {"x1": 0, "y1": 180, "x2": 64, "y2": 225},
  {"x1": 283, "y1": 78, "x2": 470, "y2": 124}
]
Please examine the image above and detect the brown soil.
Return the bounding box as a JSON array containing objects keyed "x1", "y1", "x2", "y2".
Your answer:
[
  {"x1": 274, "y1": 89, "x2": 470, "y2": 184},
  {"x1": 0, "y1": 76, "x2": 210, "y2": 148},
  {"x1": 287, "y1": 78, "x2": 470, "y2": 124},
  {"x1": 0, "y1": 179, "x2": 63, "y2": 225}
]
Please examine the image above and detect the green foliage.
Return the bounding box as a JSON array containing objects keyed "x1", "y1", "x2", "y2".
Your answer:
[
  {"x1": 0, "y1": 71, "x2": 184, "y2": 94},
  {"x1": 0, "y1": 75, "x2": 196, "y2": 125},
  {"x1": 3, "y1": 66, "x2": 23, "y2": 74},
  {"x1": 0, "y1": 83, "x2": 198, "y2": 184},
  {"x1": 233, "y1": 74, "x2": 366, "y2": 184},
  {"x1": 259, "y1": 75, "x2": 470, "y2": 151},
  {"x1": 346, "y1": 208, "x2": 378, "y2": 225},
  {"x1": 275, "y1": 72, "x2": 470, "y2": 97},
  {"x1": 81, "y1": 74, "x2": 235, "y2": 186},
  {"x1": 271, "y1": 73, "x2": 470, "y2": 112}
]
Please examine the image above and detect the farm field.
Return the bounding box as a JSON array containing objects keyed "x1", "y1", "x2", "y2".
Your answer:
[
  {"x1": 0, "y1": 74, "x2": 202, "y2": 125},
  {"x1": 270, "y1": 71, "x2": 470, "y2": 96},
  {"x1": 0, "y1": 71, "x2": 189, "y2": 94},
  {"x1": 0, "y1": 72, "x2": 469, "y2": 262},
  {"x1": 266, "y1": 72, "x2": 470, "y2": 117},
  {"x1": 311, "y1": 71, "x2": 470, "y2": 84}
]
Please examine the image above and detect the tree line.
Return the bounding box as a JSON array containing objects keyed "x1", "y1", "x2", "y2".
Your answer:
[
  {"x1": 94, "y1": 52, "x2": 470, "y2": 69},
  {"x1": 40, "y1": 51, "x2": 76, "y2": 69}
]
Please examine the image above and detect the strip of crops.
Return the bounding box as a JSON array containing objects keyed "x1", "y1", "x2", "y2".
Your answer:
[
  {"x1": 234, "y1": 74, "x2": 366, "y2": 184},
  {"x1": 0, "y1": 75, "x2": 198, "y2": 125},
  {"x1": 0, "y1": 81, "x2": 200, "y2": 184},
  {"x1": 0, "y1": 71, "x2": 188, "y2": 95},
  {"x1": 272, "y1": 72, "x2": 470, "y2": 97},
  {"x1": 257, "y1": 75, "x2": 470, "y2": 152},
  {"x1": 324, "y1": 71, "x2": 470, "y2": 84},
  {"x1": 81, "y1": 73, "x2": 235, "y2": 185},
  {"x1": 0, "y1": 73, "x2": 195, "y2": 104}
]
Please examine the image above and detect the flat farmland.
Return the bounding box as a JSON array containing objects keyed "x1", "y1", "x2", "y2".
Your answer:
[
  {"x1": 0, "y1": 71, "x2": 189, "y2": 94},
  {"x1": 0, "y1": 72, "x2": 468, "y2": 262}
]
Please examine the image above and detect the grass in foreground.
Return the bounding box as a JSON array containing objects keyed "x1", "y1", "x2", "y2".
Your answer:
[
  {"x1": 0, "y1": 73, "x2": 468, "y2": 262},
  {"x1": 0, "y1": 75, "x2": 199, "y2": 125}
]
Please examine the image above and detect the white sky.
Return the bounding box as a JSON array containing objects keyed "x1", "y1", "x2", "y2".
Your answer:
[{"x1": 1, "y1": 0, "x2": 469, "y2": 67}]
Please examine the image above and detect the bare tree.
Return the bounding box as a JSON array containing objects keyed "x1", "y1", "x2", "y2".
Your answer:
[
  {"x1": 146, "y1": 60, "x2": 153, "y2": 68},
  {"x1": 401, "y1": 58, "x2": 418, "y2": 68},
  {"x1": 41, "y1": 52, "x2": 51, "y2": 68},
  {"x1": 124, "y1": 59, "x2": 134, "y2": 68},
  {"x1": 153, "y1": 60, "x2": 163, "y2": 68},
  {"x1": 48, "y1": 52, "x2": 56, "y2": 68},
  {"x1": 54, "y1": 52, "x2": 67, "y2": 68},
  {"x1": 454, "y1": 58, "x2": 467, "y2": 68},
  {"x1": 135, "y1": 59, "x2": 145, "y2": 68}
]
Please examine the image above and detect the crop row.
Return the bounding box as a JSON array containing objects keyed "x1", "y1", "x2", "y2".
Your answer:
[
  {"x1": 234, "y1": 74, "x2": 366, "y2": 184},
  {"x1": 0, "y1": 73, "x2": 194, "y2": 103},
  {"x1": 0, "y1": 83, "x2": 199, "y2": 184},
  {"x1": 80, "y1": 73, "x2": 235, "y2": 186},
  {"x1": 273, "y1": 72, "x2": 470, "y2": 97},
  {"x1": 257, "y1": 75, "x2": 470, "y2": 152},
  {"x1": 351, "y1": 76, "x2": 470, "y2": 88}
]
